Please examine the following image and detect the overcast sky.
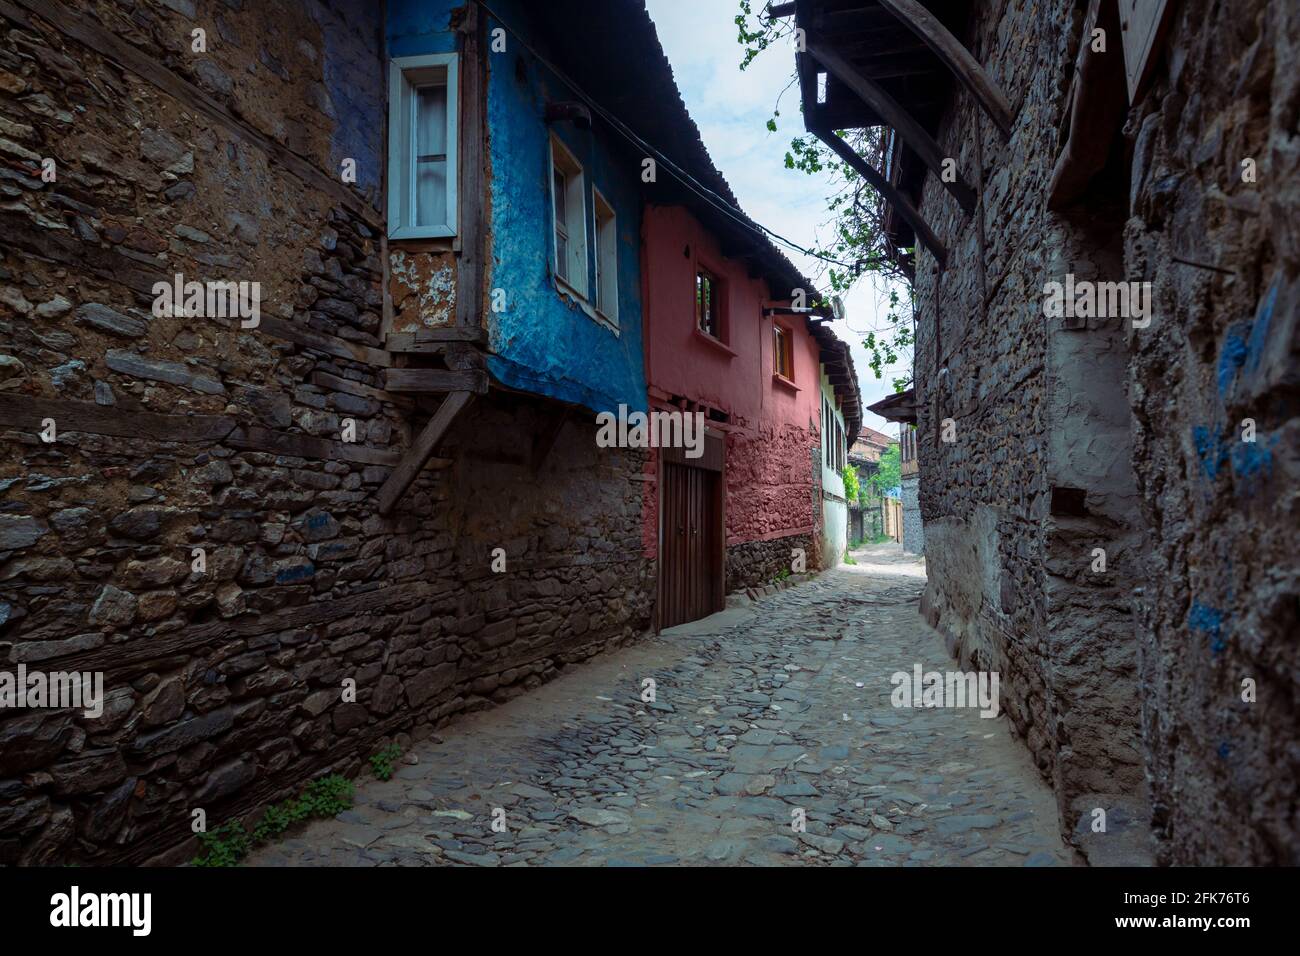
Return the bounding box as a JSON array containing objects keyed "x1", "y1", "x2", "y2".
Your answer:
[{"x1": 644, "y1": 0, "x2": 906, "y2": 438}]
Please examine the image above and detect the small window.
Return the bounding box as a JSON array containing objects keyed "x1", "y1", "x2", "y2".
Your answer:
[
  {"x1": 593, "y1": 188, "x2": 617, "y2": 324},
  {"x1": 773, "y1": 324, "x2": 793, "y2": 380},
  {"x1": 823, "y1": 397, "x2": 830, "y2": 466},
  {"x1": 550, "y1": 136, "x2": 587, "y2": 298},
  {"x1": 387, "y1": 54, "x2": 459, "y2": 239},
  {"x1": 696, "y1": 268, "x2": 722, "y2": 339}
]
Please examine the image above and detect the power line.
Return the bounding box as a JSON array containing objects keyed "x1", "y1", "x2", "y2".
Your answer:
[{"x1": 471, "y1": 0, "x2": 856, "y2": 276}]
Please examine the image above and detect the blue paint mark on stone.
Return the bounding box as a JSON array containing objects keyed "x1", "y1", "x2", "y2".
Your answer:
[
  {"x1": 1231, "y1": 433, "x2": 1278, "y2": 490},
  {"x1": 1217, "y1": 741, "x2": 1232, "y2": 760},
  {"x1": 1216, "y1": 325, "x2": 1249, "y2": 397},
  {"x1": 306, "y1": 512, "x2": 332, "y2": 529},
  {"x1": 1189, "y1": 600, "x2": 1227, "y2": 655},
  {"x1": 1192, "y1": 425, "x2": 1228, "y2": 480},
  {"x1": 275, "y1": 561, "x2": 317, "y2": 584},
  {"x1": 1245, "y1": 279, "x2": 1277, "y2": 376}
]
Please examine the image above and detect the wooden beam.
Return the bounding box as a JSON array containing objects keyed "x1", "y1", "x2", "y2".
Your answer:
[
  {"x1": 378, "y1": 390, "x2": 474, "y2": 515},
  {"x1": 7, "y1": 0, "x2": 382, "y2": 230},
  {"x1": 0, "y1": 394, "x2": 235, "y2": 443},
  {"x1": 224, "y1": 426, "x2": 401, "y2": 466},
  {"x1": 1047, "y1": 0, "x2": 1127, "y2": 209},
  {"x1": 455, "y1": 3, "x2": 485, "y2": 328},
  {"x1": 767, "y1": 2, "x2": 796, "y2": 18},
  {"x1": 381, "y1": 368, "x2": 489, "y2": 394},
  {"x1": 811, "y1": 125, "x2": 947, "y2": 268},
  {"x1": 259, "y1": 316, "x2": 392, "y2": 367},
  {"x1": 386, "y1": 327, "x2": 487, "y2": 352},
  {"x1": 808, "y1": 41, "x2": 976, "y2": 215},
  {"x1": 310, "y1": 370, "x2": 414, "y2": 407},
  {"x1": 876, "y1": 0, "x2": 1015, "y2": 140}
]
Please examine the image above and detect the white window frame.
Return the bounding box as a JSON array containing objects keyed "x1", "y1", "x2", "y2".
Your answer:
[
  {"x1": 387, "y1": 53, "x2": 459, "y2": 240},
  {"x1": 592, "y1": 186, "x2": 618, "y2": 326},
  {"x1": 549, "y1": 134, "x2": 588, "y2": 300}
]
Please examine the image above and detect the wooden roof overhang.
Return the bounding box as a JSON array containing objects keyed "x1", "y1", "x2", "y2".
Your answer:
[
  {"x1": 775, "y1": 0, "x2": 1015, "y2": 277},
  {"x1": 866, "y1": 386, "x2": 918, "y2": 425}
]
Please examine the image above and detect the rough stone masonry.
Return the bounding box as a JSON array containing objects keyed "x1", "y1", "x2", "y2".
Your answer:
[
  {"x1": 913, "y1": 0, "x2": 1298, "y2": 864},
  {"x1": 0, "y1": 0, "x2": 651, "y2": 864}
]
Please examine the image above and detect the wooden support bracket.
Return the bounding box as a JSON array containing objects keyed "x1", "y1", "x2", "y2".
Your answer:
[
  {"x1": 876, "y1": 0, "x2": 1015, "y2": 140},
  {"x1": 377, "y1": 390, "x2": 474, "y2": 515},
  {"x1": 811, "y1": 125, "x2": 948, "y2": 269},
  {"x1": 807, "y1": 40, "x2": 977, "y2": 215}
]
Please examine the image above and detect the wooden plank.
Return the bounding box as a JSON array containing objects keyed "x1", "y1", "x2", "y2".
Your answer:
[
  {"x1": 258, "y1": 316, "x2": 392, "y2": 367},
  {"x1": 808, "y1": 40, "x2": 977, "y2": 215},
  {"x1": 386, "y1": 327, "x2": 487, "y2": 351},
  {"x1": 9, "y1": 0, "x2": 382, "y2": 231},
  {"x1": 1047, "y1": 0, "x2": 1128, "y2": 209},
  {"x1": 455, "y1": 3, "x2": 485, "y2": 329},
  {"x1": 768, "y1": 1, "x2": 796, "y2": 18},
  {"x1": 0, "y1": 394, "x2": 235, "y2": 443},
  {"x1": 1118, "y1": 0, "x2": 1173, "y2": 102},
  {"x1": 224, "y1": 426, "x2": 401, "y2": 466},
  {"x1": 876, "y1": 0, "x2": 1015, "y2": 140},
  {"x1": 310, "y1": 370, "x2": 412, "y2": 406},
  {"x1": 381, "y1": 368, "x2": 489, "y2": 394},
  {"x1": 378, "y1": 390, "x2": 474, "y2": 515},
  {"x1": 812, "y1": 125, "x2": 947, "y2": 267}
]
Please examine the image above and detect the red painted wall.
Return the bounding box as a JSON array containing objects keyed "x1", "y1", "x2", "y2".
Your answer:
[{"x1": 640, "y1": 204, "x2": 820, "y2": 557}]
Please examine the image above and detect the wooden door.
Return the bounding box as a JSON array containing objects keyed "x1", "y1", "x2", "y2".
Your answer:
[{"x1": 659, "y1": 456, "x2": 723, "y2": 629}]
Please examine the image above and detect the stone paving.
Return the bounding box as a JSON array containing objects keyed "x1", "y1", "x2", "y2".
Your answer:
[{"x1": 248, "y1": 544, "x2": 1075, "y2": 867}]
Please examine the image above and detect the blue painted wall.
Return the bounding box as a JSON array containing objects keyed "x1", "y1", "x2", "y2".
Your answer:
[
  {"x1": 310, "y1": 0, "x2": 385, "y2": 208},
  {"x1": 387, "y1": 0, "x2": 459, "y2": 56},
  {"x1": 385, "y1": 0, "x2": 647, "y2": 415}
]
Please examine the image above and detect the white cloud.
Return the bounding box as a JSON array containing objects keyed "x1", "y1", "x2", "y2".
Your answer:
[{"x1": 645, "y1": 0, "x2": 909, "y2": 437}]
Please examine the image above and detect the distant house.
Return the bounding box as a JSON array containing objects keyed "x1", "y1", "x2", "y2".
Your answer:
[
  {"x1": 868, "y1": 390, "x2": 921, "y2": 554},
  {"x1": 848, "y1": 426, "x2": 897, "y2": 542}
]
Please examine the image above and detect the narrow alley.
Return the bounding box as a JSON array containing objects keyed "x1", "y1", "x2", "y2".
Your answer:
[{"x1": 249, "y1": 545, "x2": 1071, "y2": 867}]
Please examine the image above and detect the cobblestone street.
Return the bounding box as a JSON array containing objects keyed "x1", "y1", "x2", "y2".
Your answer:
[{"x1": 249, "y1": 545, "x2": 1073, "y2": 867}]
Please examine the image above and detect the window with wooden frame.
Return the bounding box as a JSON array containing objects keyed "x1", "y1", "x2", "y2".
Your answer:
[
  {"x1": 773, "y1": 323, "x2": 794, "y2": 382},
  {"x1": 593, "y1": 187, "x2": 618, "y2": 325},
  {"x1": 696, "y1": 268, "x2": 724, "y2": 340},
  {"x1": 550, "y1": 135, "x2": 588, "y2": 298},
  {"x1": 387, "y1": 53, "x2": 458, "y2": 239}
]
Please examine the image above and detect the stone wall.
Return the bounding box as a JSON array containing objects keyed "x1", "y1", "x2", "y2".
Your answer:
[
  {"x1": 899, "y1": 475, "x2": 923, "y2": 555},
  {"x1": 915, "y1": 0, "x2": 1297, "y2": 863},
  {"x1": 725, "y1": 533, "x2": 812, "y2": 594},
  {"x1": 0, "y1": 0, "x2": 650, "y2": 865},
  {"x1": 915, "y1": 0, "x2": 1086, "y2": 839},
  {"x1": 1123, "y1": 0, "x2": 1300, "y2": 865}
]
